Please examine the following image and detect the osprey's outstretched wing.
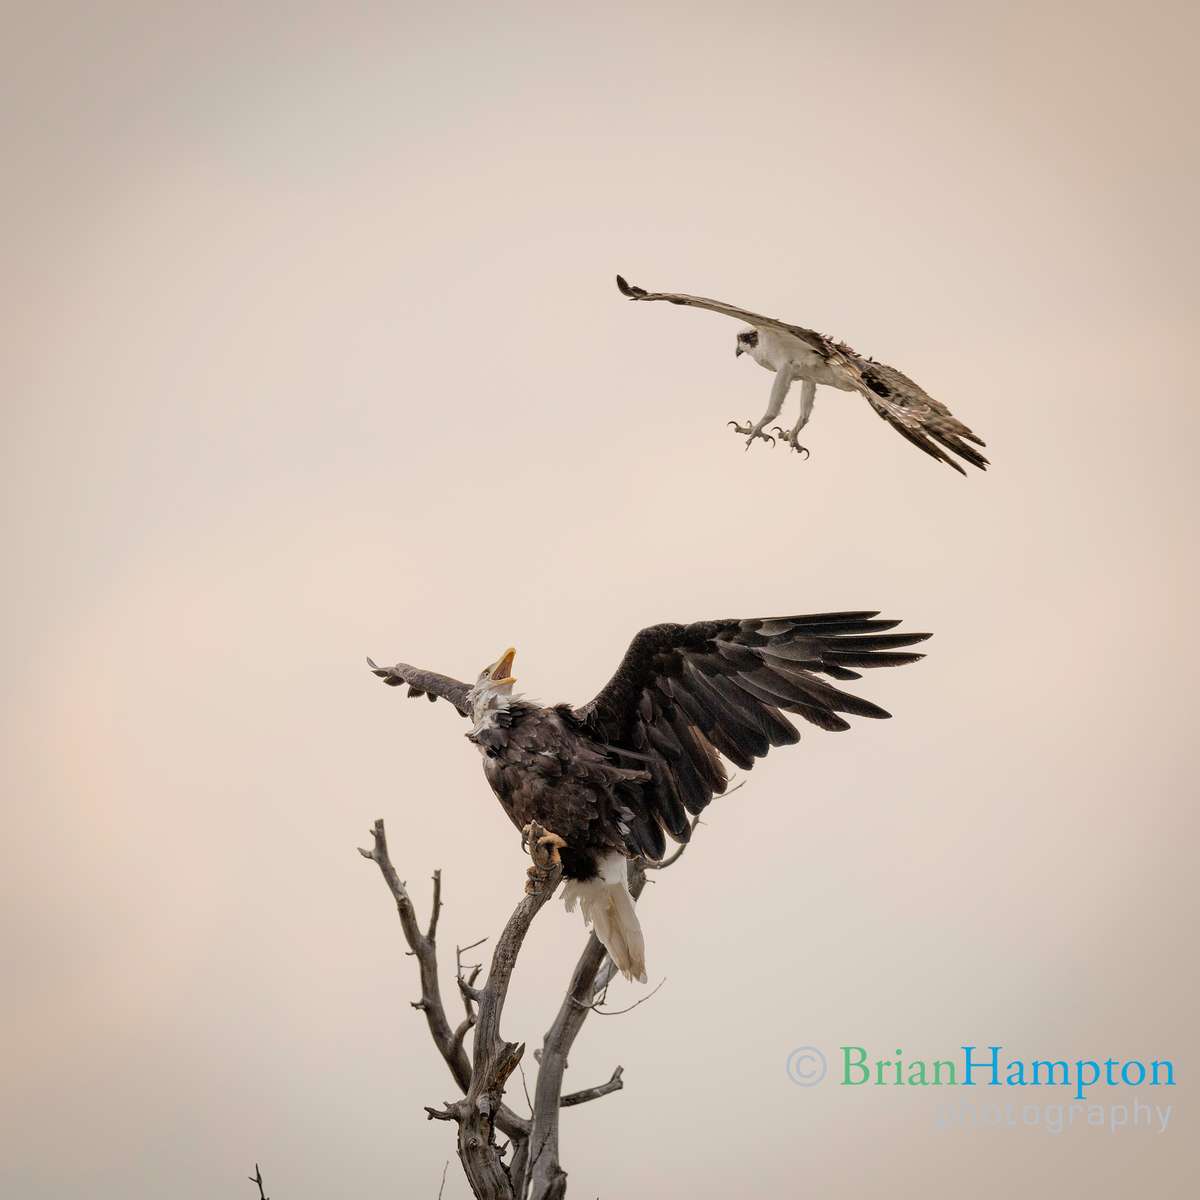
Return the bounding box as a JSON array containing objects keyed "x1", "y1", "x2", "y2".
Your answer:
[
  {"x1": 616, "y1": 273, "x2": 988, "y2": 473},
  {"x1": 573, "y1": 613, "x2": 929, "y2": 860},
  {"x1": 366, "y1": 658, "x2": 472, "y2": 717},
  {"x1": 616, "y1": 274, "x2": 829, "y2": 354}
]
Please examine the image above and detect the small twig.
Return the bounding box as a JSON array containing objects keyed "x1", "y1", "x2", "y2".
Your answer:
[
  {"x1": 647, "y1": 817, "x2": 705, "y2": 870},
  {"x1": 427, "y1": 870, "x2": 443, "y2": 941},
  {"x1": 436, "y1": 1159, "x2": 449, "y2": 1198},
  {"x1": 560, "y1": 1065, "x2": 625, "y2": 1108},
  {"x1": 643, "y1": 777, "x2": 734, "y2": 873},
  {"x1": 592, "y1": 976, "x2": 611, "y2": 1010},
  {"x1": 644, "y1": 783, "x2": 740, "y2": 872},
  {"x1": 517, "y1": 1060, "x2": 535, "y2": 1116},
  {"x1": 455, "y1": 939, "x2": 487, "y2": 1016},
  {"x1": 248, "y1": 1164, "x2": 268, "y2": 1200},
  {"x1": 591, "y1": 957, "x2": 618, "y2": 1001},
  {"x1": 571, "y1": 977, "x2": 667, "y2": 1016}
]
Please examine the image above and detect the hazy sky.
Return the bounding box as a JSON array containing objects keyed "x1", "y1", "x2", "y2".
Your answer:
[{"x1": 3, "y1": 3, "x2": 1197, "y2": 1197}]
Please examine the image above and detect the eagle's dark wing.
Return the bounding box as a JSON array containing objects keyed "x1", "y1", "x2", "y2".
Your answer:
[
  {"x1": 366, "y1": 658, "x2": 471, "y2": 717},
  {"x1": 846, "y1": 355, "x2": 989, "y2": 474},
  {"x1": 572, "y1": 614, "x2": 929, "y2": 859},
  {"x1": 616, "y1": 274, "x2": 830, "y2": 355}
]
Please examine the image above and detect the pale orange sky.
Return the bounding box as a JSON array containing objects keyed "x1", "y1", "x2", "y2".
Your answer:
[{"x1": 2, "y1": 3, "x2": 1197, "y2": 1197}]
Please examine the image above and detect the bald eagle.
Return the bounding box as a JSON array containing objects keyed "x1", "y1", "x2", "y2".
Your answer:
[
  {"x1": 368, "y1": 612, "x2": 929, "y2": 982},
  {"x1": 616, "y1": 274, "x2": 988, "y2": 473}
]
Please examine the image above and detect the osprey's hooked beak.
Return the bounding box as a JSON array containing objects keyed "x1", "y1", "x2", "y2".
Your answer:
[
  {"x1": 487, "y1": 647, "x2": 517, "y2": 687},
  {"x1": 735, "y1": 344, "x2": 743, "y2": 357}
]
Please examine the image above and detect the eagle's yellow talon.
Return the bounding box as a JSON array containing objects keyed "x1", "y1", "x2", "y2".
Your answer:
[
  {"x1": 522, "y1": 822, "x2": 567, "y2": 892},
  {"x1": 536, "y1": 831, "x2": 567, "y2": 864}
]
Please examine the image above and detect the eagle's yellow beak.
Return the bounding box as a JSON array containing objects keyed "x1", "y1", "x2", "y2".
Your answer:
[{"x1": 488, "y1": 647, "x2": 517, "y2": 686}]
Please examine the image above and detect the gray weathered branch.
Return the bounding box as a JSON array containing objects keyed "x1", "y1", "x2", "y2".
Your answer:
[
  {"x1": 571, "y1": 978, "x2": 666, "y2": 1017},
  {"x1": 358, "y1": 820, "x2": 531, "y2": 1142},
  {"x1": 450, "y1": 821, "x2": 564, "y2": 1198},
  {"x1": 523, "y1": 863, "x2": 648, "y2": 1200},
  {"x1": 559, "y1": 1066, "x2": 624, "y2": 1108}
]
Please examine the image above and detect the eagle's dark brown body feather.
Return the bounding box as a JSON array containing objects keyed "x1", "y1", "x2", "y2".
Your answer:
[{"x1": 478, "y1": 704, "x2": 649, "y2": 880}]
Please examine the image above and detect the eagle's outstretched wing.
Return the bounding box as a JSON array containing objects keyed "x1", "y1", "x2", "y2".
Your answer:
[
  {"x1": 616, "y1": 274, "x2": 829, "y2": 354},
  {"x1": 616, "y1": 274, "x2": 988, "y2": 474},
  {"x1": 366, "y1": 658, "x2": 472, "y2": 717},
  {"x1": 572, "y1": 614, "x2": 929, "y2": 860}
]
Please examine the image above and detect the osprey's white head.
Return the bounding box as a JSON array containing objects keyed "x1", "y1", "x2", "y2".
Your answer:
[
  {"x1": 466, "y1": 647, "x2": 517, "y2": 723},
  {"x1": 734, "y1": 327, "x2": 759, "y2": 359}
]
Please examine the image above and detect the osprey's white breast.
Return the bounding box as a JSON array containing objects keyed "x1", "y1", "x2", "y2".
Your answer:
[
  {"x1": 750, "y1": 328, "x2": 855, "y2": 391},
  {"x1": 751, "y1": 328, "x2": 818, "y2": 372}
]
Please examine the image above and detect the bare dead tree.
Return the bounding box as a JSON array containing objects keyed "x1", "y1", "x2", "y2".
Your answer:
[{"x1": 359, "y1": 814, "x2": 704, "y2": 1199}]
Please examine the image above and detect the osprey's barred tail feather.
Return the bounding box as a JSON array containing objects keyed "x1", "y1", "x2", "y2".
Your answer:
[{"x1": 562, "y1": 852, "x2": 647, "y2": 984}]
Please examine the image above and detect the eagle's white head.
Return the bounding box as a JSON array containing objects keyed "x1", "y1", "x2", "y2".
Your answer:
[{"x1": 466, "y1": 647, "x2": 517, "y2": 724}]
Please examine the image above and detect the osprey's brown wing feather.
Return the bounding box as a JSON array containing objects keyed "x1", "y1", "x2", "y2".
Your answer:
[
  {"x1": 844, "y1": 355, "x2": 988, "y2": 474},
  {"x1": 616, "y1": 274, "x2": 830, "y2": 355}
]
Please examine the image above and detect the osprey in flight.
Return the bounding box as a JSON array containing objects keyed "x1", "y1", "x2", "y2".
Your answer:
[
  {"x1": 368, "y1": 611, "x2": 929, "y2": 982},
  {"x1": 616, "y1": 275, "x2": 988, "y2": 474}
]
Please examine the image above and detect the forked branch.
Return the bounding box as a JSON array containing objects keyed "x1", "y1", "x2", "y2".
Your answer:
[{"x1": 358, "y1": 820, "x2": 531, "y2": 1142}]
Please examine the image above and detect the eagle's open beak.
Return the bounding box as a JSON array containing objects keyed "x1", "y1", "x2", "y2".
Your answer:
[{"x1": 489, "y1": 647, "x2": 517, "y2": 686}]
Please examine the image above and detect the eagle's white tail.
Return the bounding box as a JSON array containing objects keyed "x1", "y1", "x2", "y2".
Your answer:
[{"x1": 561, "y1": 852, "x2": 647, "y2": 984}]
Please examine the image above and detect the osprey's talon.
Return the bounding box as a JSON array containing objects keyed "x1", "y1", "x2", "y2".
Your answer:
[
  {"x1": 728, "y1": 420, "x2": 774, "y2": 449},
  {"x1": 772, "y1": 428, "x2": 811, "y2": 458}
]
